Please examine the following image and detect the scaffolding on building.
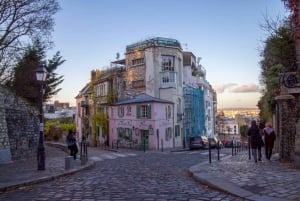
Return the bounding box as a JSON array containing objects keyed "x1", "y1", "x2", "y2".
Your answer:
[{"x1": 183, "y1": 86, "x2": 205, "y2": 148}]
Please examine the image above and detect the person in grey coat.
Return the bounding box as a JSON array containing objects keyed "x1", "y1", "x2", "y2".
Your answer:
[{"x1": 248, "y1": 120, "x2": 263, "y2": 163}]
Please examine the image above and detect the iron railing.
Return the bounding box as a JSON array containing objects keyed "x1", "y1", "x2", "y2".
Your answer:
[{"x1": 280, "y1": 60, "x2": 300, "y2": 88}]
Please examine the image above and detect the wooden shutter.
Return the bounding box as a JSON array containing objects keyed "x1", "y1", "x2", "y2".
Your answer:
[
  {"x1": 147, "y1": 104, "x2": 151, "y2": 119},
  {"x1": 136, "y1": 105, "x2": 140, "y2": 118}
]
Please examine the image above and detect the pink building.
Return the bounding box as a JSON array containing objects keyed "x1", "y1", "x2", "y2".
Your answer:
[{"x1": 108, "y1": 94, "x2": 174, "y2": 150}]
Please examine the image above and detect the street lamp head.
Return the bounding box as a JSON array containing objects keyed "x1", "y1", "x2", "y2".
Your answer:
[{"x1": 35, "y1": 66, "x2": 47, "y2": 82}]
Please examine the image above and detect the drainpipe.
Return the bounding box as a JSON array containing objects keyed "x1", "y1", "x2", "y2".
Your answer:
[{"x1": 173, "y1": 103, "x2": 175, "y2": 148}]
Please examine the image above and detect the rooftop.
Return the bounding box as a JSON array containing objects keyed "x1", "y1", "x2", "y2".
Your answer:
[
  {"x1": 112, "y1": 94, "x2": 174, "y2": 105},
  {"x1": 126, "y1": 37, "x2": 182, "y2": 53}
]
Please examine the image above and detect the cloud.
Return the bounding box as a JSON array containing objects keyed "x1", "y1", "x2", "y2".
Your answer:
[
  {"x1": 213, "y1": 83, "x2": 261, "y2": 93},
  {"x1": 213, "y1": 83, "x2": 237, "y2": 93},
  {"x1": 231, "y1": 84, "x2": 260, "y2": 93}
]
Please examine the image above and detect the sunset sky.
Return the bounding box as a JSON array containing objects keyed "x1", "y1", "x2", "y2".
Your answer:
[{"x1": 48, "y1": 0, "x2": 287, "y2": 108}]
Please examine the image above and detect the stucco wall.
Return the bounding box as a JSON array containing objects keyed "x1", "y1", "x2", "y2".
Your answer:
[
  {"x1": 0, "y1": 85, "x2": 39, "y2": 163},
  {"x1": 109, "y1": 101, "x2": 174, "y2": 150}
]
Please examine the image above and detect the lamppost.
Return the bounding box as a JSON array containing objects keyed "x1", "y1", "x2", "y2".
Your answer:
[{"x1": 36, "y1": 66, "x2": 47, "y2": 170}]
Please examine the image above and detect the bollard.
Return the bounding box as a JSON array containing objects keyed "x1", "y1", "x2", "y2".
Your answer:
[
  {"x1": 208, "y1": 140, "x2": 211, "y2": 163},
  {"x1": 80, "y1": 142, "x2": 83, "y2": 158},
  {"x1": 143, "y1": 139, "x2": 146, "y2": 153},
  {"x1": 217, "y1": 141, "x2": 220, "y2": 161},
  {"x1": 232, "y1": 140, "x2": 234, "y2": 156},
  {"x1": 85, "y1": 141, "x2": 88, "y2": 158},
  {"x1": 235, "y1": 143, "x2": 237, "y2": 155},
  {"x1": 161, "y1": 139, "x2": 163, "y2": 152},
  {"x1": 80, "y1": 141, "x2": 88, "y2": 165},
  {"x1": 248, "y1": 137, "x2": 251, "y2": 160},
  {"x1": 81, "y1": 155, "x2": 87, "y2": 165},
  {"x1": 65, "y1": 156, "x2": 73, "y2": 170}
]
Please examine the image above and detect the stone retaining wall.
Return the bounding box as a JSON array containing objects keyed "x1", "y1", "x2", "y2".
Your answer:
[{"x1": 0, "y1": 85, "x2": 39, "y2": 163}]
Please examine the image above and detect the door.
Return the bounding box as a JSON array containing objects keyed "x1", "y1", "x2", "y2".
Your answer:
[{"x1": 140, "y1": 130, "x2": 149, "y2": 150}]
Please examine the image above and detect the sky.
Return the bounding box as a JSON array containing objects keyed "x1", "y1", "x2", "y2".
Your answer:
[{"x1": 48, "y1": 0, "x2": 288, "y2": 108}]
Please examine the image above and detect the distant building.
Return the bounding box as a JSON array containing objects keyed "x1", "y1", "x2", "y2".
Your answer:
[
  {"x1": 54, "y1": 100, "x2": 70, "y2": 110},
  {"x1": 44, "y1": 101, "x2": 75, "y2": 119}
]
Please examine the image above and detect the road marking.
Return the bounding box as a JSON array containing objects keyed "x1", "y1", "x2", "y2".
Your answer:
[
  {"x1": 112, "y1": 153, "x2": 126, "y2": 157},
  {"x1": 89, "y1": 156, "x2": 103, "y2": 161},
  {"x1": 101, "y1": 154, "x2": 117, "y2": 159},
  {"x1": 188, "y1": 151, "x2": 199, "y2": 155},
  {"x1": 126, "y1": 153, "x2": 137, "y2": 156}
]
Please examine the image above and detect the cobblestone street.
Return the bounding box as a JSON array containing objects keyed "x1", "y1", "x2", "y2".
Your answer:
[{"x1": 0, "y1": 150, "x2": 245, "y2": 201}]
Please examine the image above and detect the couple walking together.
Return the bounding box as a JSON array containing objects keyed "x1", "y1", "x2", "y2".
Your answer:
[{"x1": 248, "y1": 120, "x2": 276, "y2": 163}]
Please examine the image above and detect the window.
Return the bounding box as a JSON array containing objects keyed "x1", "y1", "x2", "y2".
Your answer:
[
  {"x1": 127, "y1": 106, "x2": 131, "y2": 115},
  {"x1": 132, "y1": 58, "x2": 144, "y2": 66},
  {"x1": 132, "y1": 80, "x2": 145, "y2": 88},
  {"x1": 96, "y1": 83, "x2": 107, "y2": 96},
  {"x1": 161, "y1": 55, "x2": 175, "y2": 71},
  {"x1": 165, "y1": 127, "x2": 172, "y2": 141},
  {"x1": 177, "y1": 98, "x2": 182, "y2": 114},
  {"x1": 161, "y1": 55, "x2": 176, "y2": 87},
  {"x1": 136, "y1": 104, "x2": 151, "y2": 119},
  {"x1": 97, "y1": 106, "x2": 106, "y2": 114},
  {"x1": 118, "y1": 106, "x2": 124, "y2": 117},
  {"x1": 77, "y1": 103, "x2": 81, "y2": 117},
  {"x1": 175, "y1": 125, "x2": 180, "y2": 137},
  {"x1": 166, "y1": 105, "x2": 171, "y2": 119},
  {"x1": 161, "y1": 71, "x2": 176, "y2": 88}
]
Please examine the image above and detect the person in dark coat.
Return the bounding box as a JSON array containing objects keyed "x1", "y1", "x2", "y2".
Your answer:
[
  {"x1": 263, "y1": 122, "x2": 276, "y2": 160},
  {"x1": 248, "y1": 120, "x2": 263, "y2": 163},
  {"x1": 66, "y1": 130, "x2": 78, "y2": 160}
]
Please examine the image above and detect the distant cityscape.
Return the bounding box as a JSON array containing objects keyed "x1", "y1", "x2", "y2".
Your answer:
[{"x1": 218, "y1": 108, "x2": 259, "y2": 119}]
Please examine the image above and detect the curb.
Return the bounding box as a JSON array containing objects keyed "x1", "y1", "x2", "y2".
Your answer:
[{"x1": 0, "y1": 160, "x2": 95, "y2": 193}]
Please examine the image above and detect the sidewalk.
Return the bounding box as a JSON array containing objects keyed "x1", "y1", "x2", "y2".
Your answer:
[
  {"x1": 189, "y1": 149, "x2": 300, "y2": 201},
  {"x1": 0, "y1": 143, "x2": 96, "y2": 193}
]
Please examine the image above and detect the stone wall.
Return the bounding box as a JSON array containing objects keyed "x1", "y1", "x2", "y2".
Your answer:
[
  {"x1": 276, "y1": 94, "x2": 298, "y2": 162},
  {"x1": 294, "y1": 94, "x2": 300, "y2": 168},
  {"x1": 0, "y1": 85, "x2": 39, "y2": 163}
]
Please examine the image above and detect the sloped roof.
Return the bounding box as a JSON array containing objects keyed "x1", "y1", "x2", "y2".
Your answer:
[
  {"x1": 75, "y1": 83, "x2": 91, "y2": 99},
  {"x1": 112, "y1": 94, "x2": 174, "y2": 106}
]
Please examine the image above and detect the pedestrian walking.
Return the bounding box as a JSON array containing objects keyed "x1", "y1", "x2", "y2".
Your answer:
[
  {"x1": 263, "y1": 122, "x2": 276, "y2": 160},
  {"x1": 248, "y1": 120, "x2": 263, "y2": 163},
  {"x1": 258, "y1": 121, "x2": 265, "y2": 145},
  {"x1": 257, "y1": 121, "x2": 265, "y2": 158},
  {"x1": 66, "y1": 130, "x2": 78, "y2": 160}
]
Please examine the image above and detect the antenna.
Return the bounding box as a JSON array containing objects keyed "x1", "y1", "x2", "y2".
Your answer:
[
  {"x1": 197, "y1": 57, "x2": 202, "y2": 66},
  {"x1": 183, "y1": 43, "x2": 188, "y2": 50},
  {"x1": 116, "y1": 52, "x2": 120, "y2": 60}
]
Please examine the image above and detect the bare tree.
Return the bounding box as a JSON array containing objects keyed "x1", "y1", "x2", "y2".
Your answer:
[{"x1": 0, "y1": 0, "x2": 60, "y2": 83}]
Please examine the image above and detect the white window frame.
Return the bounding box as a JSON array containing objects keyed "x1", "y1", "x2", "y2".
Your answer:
[{"x1": 161, "y1": 55, "x2": 175, "y2": 72}]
